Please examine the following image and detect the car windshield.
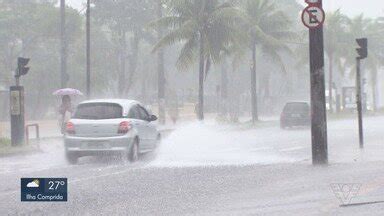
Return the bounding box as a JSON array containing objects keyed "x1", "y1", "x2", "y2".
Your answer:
[
  {"x1": 73, "y1": 103, "x2": 123, "y2": 119},
  {"x1": 284, "y1": 103, "x2": 309, "y2": 113}
]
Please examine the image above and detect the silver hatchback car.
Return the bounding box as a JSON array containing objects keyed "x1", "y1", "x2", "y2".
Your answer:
[{"x1": 64, "y1": 99, "x2": 160, "y2": 164}]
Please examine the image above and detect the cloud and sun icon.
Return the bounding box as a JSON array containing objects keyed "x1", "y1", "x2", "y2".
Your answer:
[{"x1": 26, "y1": 179, "x2": 40, "y2": 188}]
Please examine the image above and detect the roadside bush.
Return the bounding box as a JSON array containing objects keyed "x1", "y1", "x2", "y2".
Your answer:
[{"x1": 0, "y1": 138, "x2": 11, "y2": 148}]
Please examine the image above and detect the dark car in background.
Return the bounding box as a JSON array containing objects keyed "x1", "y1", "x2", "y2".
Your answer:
[{"x1": 280, "y1": 102, "x2": 310, "y2": 129}]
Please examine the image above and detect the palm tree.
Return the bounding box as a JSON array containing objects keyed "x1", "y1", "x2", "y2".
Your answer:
[
  {"x1": 157, "y1": 0, "x2": 166, "y2": 125},
  {"x1": 152, "y1": 0, "x2": 242, "y2": 120},
  {"x1": 94, "y1": 0, "x2": 156, "y2": 96},
  {"x1": 369, "y1": 17, "x2": 384, "y2": 111},
  {"x1": 324, "y1": 10, "x2": 349, "y2": 113},
  {"x1": 346, "y1": 15, "x2": 384, "y2": 111},
  {"x1": 242, "y1": 0, "x2": 296, "y2": 123},
  {"x1": 218, "y1": 32, "x2": 248, "y2": 121}
]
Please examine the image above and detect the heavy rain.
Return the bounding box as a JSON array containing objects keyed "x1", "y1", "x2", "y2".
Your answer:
[{"x1": 1, "y1": 0, "x2": 384, "y2": 215}]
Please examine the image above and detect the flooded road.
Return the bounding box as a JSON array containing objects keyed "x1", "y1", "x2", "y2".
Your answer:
[{"x1": 1, "y1": 116, "x2": 384, "y2": 215}]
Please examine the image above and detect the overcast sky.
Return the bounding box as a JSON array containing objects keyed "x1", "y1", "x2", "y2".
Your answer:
[
  {"x1": 66, "y1": 0, "x2": 383, "y2": 18},
  {"x1": 316, "y1": 0, "x2": 384, "y2": 17}
]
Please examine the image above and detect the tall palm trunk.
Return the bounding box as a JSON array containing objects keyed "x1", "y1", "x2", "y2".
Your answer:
[
  {"x1": 118, "y1": 30, "x2": 126, "y2": 97},
  {"x1": 251, "y1": 41, "x2": 258, "y2": 123},
  {"x1": 157, "y1": 0, "x2": 166, "y2": 124},
  {"x1": 220, "y1": 59, "x2": 228, "y2": 117},
  {"x1": 328, "y1": 54, "x2": 333, "y2": 113},
  {"x1": 372, "y1": 71, "x2": 378, "y2": 112},
  {"x1": 262, "y1": 73, "x2": 271, "y2": 114},
  {"x1": 198, "y1": 33, "x2": 205, "y2": 121},
  {"x1": 229, "y1": 63, "x2": 240, "y2": 123},
  {"x1": 124, "y1": 30, "x2": 140, "y2": 95},
  {"x1": 141, "y1": 75, "x2": 147, "y2": 104}
]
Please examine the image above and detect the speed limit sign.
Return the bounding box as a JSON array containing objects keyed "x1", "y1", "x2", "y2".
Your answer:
[{"x1": 301, "y1": 5, "x2": 325, "y2": 29}]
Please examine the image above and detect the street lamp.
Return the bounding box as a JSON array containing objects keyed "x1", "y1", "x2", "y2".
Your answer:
[
  {"x1": 86, "y1": 0, "x2": 91, "y2": 99},
  {"x1": 60, "y1": 0, "x2": 67, "y2": 88}
]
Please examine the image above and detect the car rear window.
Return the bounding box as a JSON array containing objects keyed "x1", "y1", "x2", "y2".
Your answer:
[
  {"x1": 73, "y1": 103, "x2": 123, "y2": 119},
  {"x1": 283, "y1": 103, "x2": 309, "y2": 113}
]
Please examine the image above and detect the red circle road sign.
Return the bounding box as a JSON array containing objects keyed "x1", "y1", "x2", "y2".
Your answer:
[{"x1": 301, "y1": 6, "x2": 325, "y2": 29}]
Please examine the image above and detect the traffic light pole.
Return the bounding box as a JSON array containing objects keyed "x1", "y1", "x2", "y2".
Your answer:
[
  {"x1": 308, "y1": 2, "x2": 328, "y2": 165},
  {"x1": 355, "y1": 38, "x2": 367, "y2": 148},
  {"x1": 10, "y1": 57, "x2": 30, "y2": 146},
  {"x1": 356, "y1": 57, "x2": 364, "y2": 148}
]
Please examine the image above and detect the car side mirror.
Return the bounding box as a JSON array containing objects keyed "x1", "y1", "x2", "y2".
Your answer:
[{"x1": 148, "y1": 115, "x2": 157, "y2": 122}]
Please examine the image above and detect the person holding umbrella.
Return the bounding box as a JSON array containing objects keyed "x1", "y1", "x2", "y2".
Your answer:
[
  {"x1": 58, "y1": 95, "x2": 73, "y2": 134},
  {"x1": 53, "y1": 88, "x2": 83, "y2": 134}
]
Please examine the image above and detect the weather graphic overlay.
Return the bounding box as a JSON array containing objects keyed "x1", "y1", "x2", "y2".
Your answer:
[{"x1": 21, "y1": 178, "x2": 67, "y2": 202}]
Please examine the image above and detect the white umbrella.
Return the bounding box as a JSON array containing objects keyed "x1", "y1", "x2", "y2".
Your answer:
[{"x1": 53, "y1": 88, "x2": 83, "y2": 96}]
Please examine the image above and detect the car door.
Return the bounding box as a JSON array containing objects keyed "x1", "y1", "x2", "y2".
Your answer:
[
  {"x1": 137, "y1": 105, "x2": 157, "y2": 149},
  {"x1": 127, "y1": 105, "x2": 150, "y2": 151}
]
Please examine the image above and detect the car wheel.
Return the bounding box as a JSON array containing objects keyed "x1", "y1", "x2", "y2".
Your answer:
[
  {"x1": 66, "y1": 152, "x2": 78, "y2": 165},
  {"x1": 128, "y1": 139, "x2": 139, "y2": 162}
]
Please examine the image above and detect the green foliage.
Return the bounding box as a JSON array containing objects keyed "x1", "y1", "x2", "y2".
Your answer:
[
  {"x1": 0, "y1": 1, "x2": 114, "y2": 119},
  {"x1": 242, "y1": 0, "x2": 297, "y2": 73},
  {"x1": 345, "y1": 15, "x2": 384, "y2": 74},
  {"x1": 153, "y1": 0, "x2": 243, "y2": 72},
  {"x1": 1, "y1": 0, "x2": 384, "y2": 120},
  {"x1": 298, "y1": 10, "x2": 384, "y2": 83},
  {"x1": 93, "y1": 0, "x2": 158, "y2": 95},
  {"x1": 324, "y1": 10, "x2": 349, "y2": 62},
  {"x1": 0, "y1": 137, "x2": 11, "y2": 148}
]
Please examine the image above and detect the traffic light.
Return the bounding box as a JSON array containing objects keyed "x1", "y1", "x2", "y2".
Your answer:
[
  {"x1": 356, "y1": 38, "x2": 368, "y2": 59},
  {"x1": 16, "y1": 57, "x2": 30, "y2": 77}
]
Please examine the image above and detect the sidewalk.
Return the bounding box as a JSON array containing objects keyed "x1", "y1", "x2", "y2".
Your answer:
[
  {"x1": 0, "y1": 119, "x2": 190, "y2": 140},
  {"x1": 1, "y1": 112, "x2": 382, "y2": 139},
  {"x1": 0, "y1": 120, "x2": 62, "y2": 139},
  {"x1": 0, "y1": 112, "x2": 217, "y2": 139}
]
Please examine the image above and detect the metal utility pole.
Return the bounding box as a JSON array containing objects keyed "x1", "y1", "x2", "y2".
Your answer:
[
  {"x1": 60, "y1": 0, "x2": 68, "y2": 88},
  {"x1": 157, "y1": 1, "x2": 166, "y2": 124},
  {"x1": 250, "y1": 41, "x2": 258, "y2": 123},
  {"x1": 328, "y1": 56, "x2": 333, "y2": 113},
  {"x1": 86, "y1": 0, "x2": 91, "y2": 99},
  {"x1": 355, "y1": 38, "x2": 368, "y2": 148},
  {"x1": 356, "y1": 58, "x2": 364, "y2": 148},
  {"x1": 302, "y1": 0, "x2": 328, "y2": 165}
]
